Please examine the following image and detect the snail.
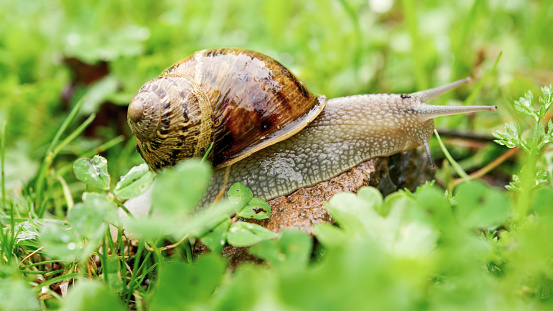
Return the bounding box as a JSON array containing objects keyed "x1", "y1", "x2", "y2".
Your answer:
[{"x1": 127, "y1": 48, "x2": 496, "y2": 204}]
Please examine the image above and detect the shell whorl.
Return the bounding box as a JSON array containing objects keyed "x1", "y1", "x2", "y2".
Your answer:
[{"x1": 127, "y1": 76, "x2": 213, "y2": 171}]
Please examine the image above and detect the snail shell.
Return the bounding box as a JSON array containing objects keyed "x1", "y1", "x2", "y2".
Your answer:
[{"x1": 128, "y1": 48, "x2": 326, "y2": 171}]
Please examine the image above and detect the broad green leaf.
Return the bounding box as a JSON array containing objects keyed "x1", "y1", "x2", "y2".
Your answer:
[
  {"x1": 326, "y1": 192, "x2": 374, "y2": 234},
  {"x1": 212, "y1": 265, "x2": 277, "y2": 310},
  {"x1": 313, "y1": 222, "x2": 348, "y2": 246},
  {"x1": 237, "y1": 198, "x2": 271, "y2": 220},
  {"x1": 81, "y1": 192, "x2": 119, "y2": 225},
  {"x1": 60, "y1": 280, "x2": 126, "y2": 311},
  {"x1": 328, "y1": 187, "x2": 439, "y2": 258},
  {"x1": 383, "y1": 192, "x2": 415, "y2": 217},
  {"x1": 113, "y1": 164, "x2": 154, "y2": 199},
  {"x1": 73, "y1": 155, "x2": 111, "y2": 190},
  {"x1": 126, "y1": 198, "x2": 236, "y2": 240},
  {"x1": 173, "y1": 199, "x2": 237, "y2": 238},
  {"x1": 150, "y1": 255, "x2": 226, "y2": 310},
  {"x1": 227, "y1": 222, "x2": 276, "y2": 247},
  {"x1": 123, "y1": 217, "x2": 172, "y2": 240},
  {"x1": 249, "y1": 229, "x2": 312, "y2": 272},
  {"x1": 412, "y1": 186, "x2": 454, "y2": 229},
  {"x1": 227, "y1": 183, "x2": 253, "y2": 207},
  {"x1": 533, "y1": 187, "x2": 553, "y2": 217},
  {"x1": 357, "y1": 186, "x2": 383, "y2": 211},
  {"x1": 68, "y1": 192, "x2": 117, "y2": 238},
  {"x1": 152, "y1": 159, "x2": 212, "y2": 215},
  {"x1": 67, "y1": 202, "x2": 107, "y2": 238},
  {"x1": 455, "y1": 181, "x2": 510, "y2": 229},
  {"x1": 200, "y1": 219, "x2": 230, "y2": 253},
  {"x1": 39, "y1": 224, "x2": 83, "y2": 261},
  {"x1": 0, "y1": 278, "x2": 40, "y2": 311}
]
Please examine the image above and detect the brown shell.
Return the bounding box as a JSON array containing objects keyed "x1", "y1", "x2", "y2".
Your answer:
[{"x1": 128, "y1": 48, "x2": 326, "y2": 171}]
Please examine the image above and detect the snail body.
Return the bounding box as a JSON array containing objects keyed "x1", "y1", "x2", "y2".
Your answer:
[{"x1": 128, "y1": 48, "x2": 497, "y2": 203}]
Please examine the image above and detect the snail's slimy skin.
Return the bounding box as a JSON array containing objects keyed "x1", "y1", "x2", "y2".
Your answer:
[{"x1": 204, "y1": 87, "x2": 496, "y2": 203}]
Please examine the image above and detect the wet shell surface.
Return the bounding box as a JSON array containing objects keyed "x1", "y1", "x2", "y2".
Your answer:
[{"x1": 128, "y1": 48, "x2": 326, "y2": 171}]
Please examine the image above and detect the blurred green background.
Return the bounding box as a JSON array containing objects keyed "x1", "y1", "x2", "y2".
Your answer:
[
  {"x1": 1, "y1": 1, "x2": 553, "y2": 310},
  {"x1": 1, "y1": 0, "x2": 551, "y2": 190}
]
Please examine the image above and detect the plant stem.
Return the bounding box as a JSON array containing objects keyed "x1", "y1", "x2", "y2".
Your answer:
[{"x1": 514, "y1": 121, "x2": 541, "y2": 225}]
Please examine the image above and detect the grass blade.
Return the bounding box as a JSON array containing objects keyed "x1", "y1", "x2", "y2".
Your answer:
[
  {"x1": 35, "y1": 97, "x2": 95, "y2": 216},
  {"x1": 434, "y1": 129, "x2": 469, "y2": 180}
]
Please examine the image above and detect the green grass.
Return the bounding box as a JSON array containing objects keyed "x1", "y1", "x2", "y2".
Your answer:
[{"x1": 1, "y1": 0, "x2": 553, "y2": 310}]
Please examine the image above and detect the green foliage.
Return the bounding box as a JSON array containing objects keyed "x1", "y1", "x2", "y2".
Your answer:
[
  {"x1": 1, "y1": 0, "x2": 553, "y2": 310},
  {"x1": 149, "y1": 255, "x2": 227, "y2": 310},
  {"x1": 454, "y1": 181, "x2": 510, "y2": 229},
  {"x1": 113, "y1": 164, "x2": 154, "y2": 199},
  {"x1": 73, "y1": 156, "x2": 111, "y2": 190},
  {"x1": 60, "y1": 280, "x2": 126, "y2": 311},
  {"x1": 494, "y1": 86, "x2": 553, "y2": 152},
  {"x1": 152, "y1": 160, "x2": 212, "y2": 215},
  {"x1": 227, "y1": 183, "x2": 272, "y2": 220},
  {"x1": 116, "y1": 160, "x2": 275, "y2": 247},
  {"x1": 493, "y1": 86, "x2": 553, "y2": 223},
  {"x1": 0, "y1": 265, "x2": 40, "y2": 311},
  {"x1": 226, "y1": 222, "x2": 276, "y2": 247},
  {"x1": 249, "y1": 229, "x2": 312, "y2": 273}
]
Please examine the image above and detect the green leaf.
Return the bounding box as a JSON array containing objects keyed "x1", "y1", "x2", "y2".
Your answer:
[
  {"x1": 0, "y1": 278, "x2": 40, "y2": 311},
  {"x1": 237, "y1": 198, "x2": 271, "y2": 220},
  {"x1": 533, "y1": 187, "x2": 553, "y2": 217},
  {"x1": 211, "y1": 265, "x2": 275, "y2": 310},
  {"x1": 123, "y1": 217, "x2": 171, "y2": 240},
  {"x1": 454, "y1": 181, "x2": 510, "y2": 229},
  {"x1": 249, "y1": 229, "x2": 312, "y2": 272},
  {"x1": 173, "y1": 199, "x2": 238, "y2": 238},
  {"x1": 227, "y1": 183, "x2": 253, "y2": 207},
  {"x1": 357, "y1": 186, "x2": 384, "y2": 214},
  {"x1": 313, "y1": 222, "x2": 348, "y2": 247},
  {"x1": 329, "y1": 188, "x2": 439, "y2": 258},
  {"x1": 14, "y1": 220, "x2": 40, "y2": 243},
  {"x1": 383, "y1": 192, "x2": 415, "y2": 217},
  {"x1": 412, "y1": 186, "x2": 454, "y2": 229},
  {"x1": 67, "y1": 202, "x2": 107, "y2": 238},
  {"x1": 513, "y1": 91, "x2": 537, "y2": 121},
  {"x1": 325, "y1": 192, "x2": 374, "y2": 234},
  {"x1": 68, "y1": 193, "x2": 117, "y2": 237},
  {"x1": 152, "y1": 159, "x2": 212, "y2": 215},
  {"x1": 113, "y1": 164, "x2": 154, "y2": 199},
  {"x1": 150, "y1": 255, "x2": 226, "y2": 310},
  {"x1": 227, "y1": 222, "x2": 276, "y2": 247},
  {"x1": 81, "y1": 192, "x2": 119, "y2": 225},
  {"x1": 493, "y1": 122, "x2": 522, "y2": 149},
  {"x1": 73, "y1": 155, "x2": 111, "y2": 190},
  {"x1": 538, "y1": 85, "x2": 553, "y2": 119},
  {"x1": 60, "y1": 280, "x2": 126, "y2": 311},
  {"x1": 39, "y1": 223, "x2": 83, "y2": 261},
  {"x1": 200, "y1": 219, "x2": 230, "y2": 253}
]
